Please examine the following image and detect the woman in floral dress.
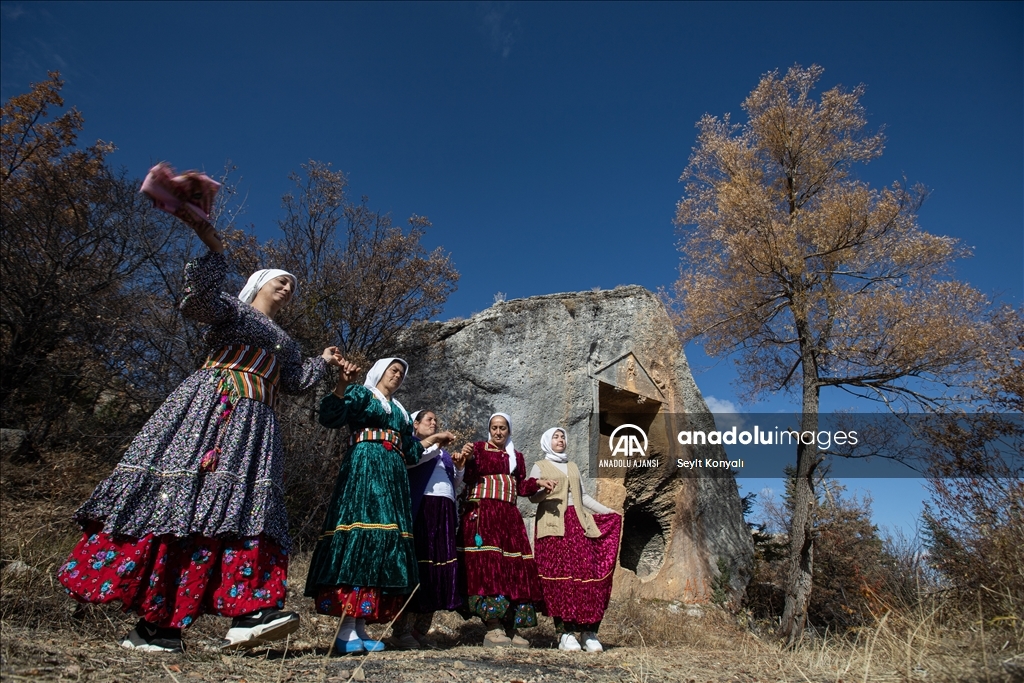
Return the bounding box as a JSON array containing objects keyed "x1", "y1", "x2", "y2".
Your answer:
[
  {"x1": 58, "y1": 163, "x2": 343, "y2": 653},
  {"x1": 305, "y1": 358, "x2": 455, "y2": 654}
]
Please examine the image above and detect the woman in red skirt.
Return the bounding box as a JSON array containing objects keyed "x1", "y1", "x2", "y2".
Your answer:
[
  {"x1": 57, "y1": 164, "x2": 342, "y2": 653},
  {"x1": 457, "y1": 413, "x2": 556, "y2": 648},
  {"x1": 530, "y1": 427, "x2": 622, "y2": 652}
]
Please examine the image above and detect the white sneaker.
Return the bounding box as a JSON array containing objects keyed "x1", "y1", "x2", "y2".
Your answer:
[
  {"x1": 581, "y1": 632, "x2": 603, "y2": 652},
  {"x1": 558, "y1": 633, "x2": 582, "y2": 651}
]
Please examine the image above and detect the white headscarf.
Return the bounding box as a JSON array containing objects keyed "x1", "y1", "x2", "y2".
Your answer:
[
  {"x1": 238, "y1": 269, "x2": 299, "y2": 305},
  {"x1": 540, "y1": 427, "x2": 568, "y2": 464},
  {"x1": 363, "y1": 357, "x2": 410, "y2": 421},
  {"x1": 488, "y1": 412, "x2": 517, "y2": 474}
]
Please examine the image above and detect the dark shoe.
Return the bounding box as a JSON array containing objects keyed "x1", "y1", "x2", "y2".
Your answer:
[
  {"x1": 411, "y1": 628, "x2": 434, "y2": 649},
  {"x1": 121, "y1": 620, "x2": 184, "y2": 653},
  {"x1": 390, "y1": 612, "x2": 418, "y2": 649},
  {"x1": 221, "y1": 609, "x2": 300, "y2": 650},
  {"x1": 392, "y1": 632, "x2": 421, "y2": 650}
]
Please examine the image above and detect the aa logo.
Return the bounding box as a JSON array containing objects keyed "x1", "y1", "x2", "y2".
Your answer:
[{"x1": 609, "y1": 424, "x2": 648, "y2": 458}]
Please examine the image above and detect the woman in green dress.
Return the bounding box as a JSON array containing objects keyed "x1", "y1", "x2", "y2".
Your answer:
[{"x1": 305, "y1": 357, "x2": 454, "y2": 654}]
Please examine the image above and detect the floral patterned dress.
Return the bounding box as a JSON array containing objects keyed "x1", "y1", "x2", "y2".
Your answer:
[{"x1": 58, "y1": 251, "x2": 327, "y2": 629}]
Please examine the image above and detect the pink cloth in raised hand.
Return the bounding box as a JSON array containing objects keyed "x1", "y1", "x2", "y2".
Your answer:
[{"x1": 140, "y1": 163, "x2": 222, "y2": 224}]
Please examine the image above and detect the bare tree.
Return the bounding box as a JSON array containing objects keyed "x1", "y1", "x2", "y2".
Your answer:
[
  {"x1": 671, "y1": 65, "x2": 994, "y2": 644},
  {"x1": 0, "y1": 73, "x2": 176, "y2": 444},
  {"x1": 227, "y1": 160, "x2": 459, "y2": 362},
  {"x1": 920, "y1": 306, "x2": 1023, "y2": 620},
  {"x1": 225, "y1": 161, "x2": 460, "y2": 546}
]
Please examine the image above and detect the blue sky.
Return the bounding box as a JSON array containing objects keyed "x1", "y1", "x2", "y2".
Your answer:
[{"x1": 3, "y1": 1, "x2": 1021, "y2": 537}]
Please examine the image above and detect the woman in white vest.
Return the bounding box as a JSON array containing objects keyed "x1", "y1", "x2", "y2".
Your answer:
[{"x1": 529, "y1": 427, "x2": 622, "y2": 652}]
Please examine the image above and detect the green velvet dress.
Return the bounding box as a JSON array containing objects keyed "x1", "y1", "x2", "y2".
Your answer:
[{"x1": 304, "y1": 384, "x2": 424, "y2": 600}]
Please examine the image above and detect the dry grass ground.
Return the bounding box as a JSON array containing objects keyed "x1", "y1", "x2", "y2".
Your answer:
[{"x1": 2, "y1": 450, "x2": 1018, "y2": 682}]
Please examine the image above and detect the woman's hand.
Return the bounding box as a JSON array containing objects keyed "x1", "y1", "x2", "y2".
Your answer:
[
  {"x1": 189, "y1": 217, "x2": 224, "y2": 253},
  {"x1": 536, "y1": 478, "x2": 557, "y2": 492},
  {"x1": 427, "y1": 430, "x2": 455, "y2": 447},
  {"x1": 451, "y1": 447, "x2": 467, "y2": 469},
  {"x1": 322, "y1": 346, "x2": 344, "y2": 366},
  {"x1": 333, "y1": 359, "x2": 361, "y2": 396},
  {"x1": 173, "y1": 201, "x2": 223, "y2": 253},
  {"x1": 459, "y1": 443, "x2": 475, "y2": 463}
]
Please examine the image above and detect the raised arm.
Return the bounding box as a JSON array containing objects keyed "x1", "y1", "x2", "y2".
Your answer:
[
  {"x1": 179, "y1": 251, "x2": 238, "y2": 324},
  {"x1": 460, "y1": 442, "x2": 482, "y2": 492},
  {"x1": 404, "y1": 428, "x2": 455, "y2": 468},
  {"x1": 407, "y1": 443, "x2": 441, "y2": 470},
  {"x1": 399, "y1": 413, "x2": 425, "y2": 466},
  {"x1": 453, "y1": 458, "x2": 465, "y2": 497}
]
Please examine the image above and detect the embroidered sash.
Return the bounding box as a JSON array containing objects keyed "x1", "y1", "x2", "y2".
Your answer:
[
  {"x1": 468, "y1": 474, "x2": 517, "y2": 504},
  {"x1": 203, "y1": 345, "x2": 281, "y2": 408},
  {"x1": 350, "y1": 428, "x2": 402, "y2": 451}
]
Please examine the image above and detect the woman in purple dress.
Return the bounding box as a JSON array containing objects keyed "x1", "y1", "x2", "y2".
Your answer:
[
  {"x1": 390, "y1": 409, "x2": 467, "y2": 649},
  {"x1": 57, "y1": 164, "x2": 344, "y2": 653}
]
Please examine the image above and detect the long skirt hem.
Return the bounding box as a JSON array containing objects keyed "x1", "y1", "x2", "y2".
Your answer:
[
  {"x1": 57, "y1": 525, "x2": 288, "y2": 629},
  {"x1": 535, "y1": 510, "x2": 621, "y2": 625},
  {"x1": 412, "y1": 496, "x2": 462, "y2": 612},
  {"x1": 313, "y1": 585, "x2": 405, "y2": 623},
  {"x1": 458, "y1": 498, "x2": 544, "y2": 604}
]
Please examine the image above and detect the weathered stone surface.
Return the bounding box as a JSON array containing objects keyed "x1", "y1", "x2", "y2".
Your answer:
[
  {"x1": 398, "y1": 286, "x2": 753, "y2": 601},
  {"x1": 0, "y1": 428, "x2": 37, "y2": 462}
]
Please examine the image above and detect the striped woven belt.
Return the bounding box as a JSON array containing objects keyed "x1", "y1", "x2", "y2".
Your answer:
[
  {"x1": 350, "y1": 428, "x2": 402, "y2": 451},
  {"x1": 203, "y1": 345, "x2": 281, "y2": 408},
  {"x1": 468, "y1": 473, "x2": 517, "y2": 504}
]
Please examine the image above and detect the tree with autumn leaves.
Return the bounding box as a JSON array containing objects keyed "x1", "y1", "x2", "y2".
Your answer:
[
  {"x1": 1, "y1": 72, "x2": 178, "y2": 444},
  {"x1": 671, "y1": 65, "x2": 1005, "y2": 644}
]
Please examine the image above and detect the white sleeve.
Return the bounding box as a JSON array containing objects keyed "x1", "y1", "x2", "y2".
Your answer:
[
  {"x1": 529, "y1": 463, "x2": 542, "y2": 479},
  {"x1": 407, "y1": 443, "x2": 440, "y2": 470},
  {"x1": 578, "y1": 471, "x2": 613, "y2": 513},
  {"x1": 582, "y1": 493, "x2": 614, "y2": 515}
]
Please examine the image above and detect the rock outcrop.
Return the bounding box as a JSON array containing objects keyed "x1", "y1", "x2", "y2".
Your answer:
[
  {"x1": 398, "y1": 286, "x2": 753, "y2": 601},
  {"x1": 0, "y1": 428, "x2": 37, "y2": 463}
]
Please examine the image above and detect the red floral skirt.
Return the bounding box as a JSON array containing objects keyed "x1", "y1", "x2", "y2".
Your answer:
[
  {"x1": 57, "y1": 525, "x2": 288, "y2": 629},
  {"x1": 535, "y1": 511, "x2": 621, "y2": 625},
  {"x1": 313, "y1": 585, "x2": 405, "y2": 623}
]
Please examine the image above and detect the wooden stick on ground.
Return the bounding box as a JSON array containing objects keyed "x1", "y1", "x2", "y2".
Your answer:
[{"x1": 341, "y1": 584, "x2": 420, "y2": 683}]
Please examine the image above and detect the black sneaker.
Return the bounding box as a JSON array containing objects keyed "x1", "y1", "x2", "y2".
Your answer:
[
  {"x1": 221, "y1": 609, "x2": 300, "y2": 650},
  {"x1": 121, "y1": 620, "x2": 184, "y2": 653}
]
